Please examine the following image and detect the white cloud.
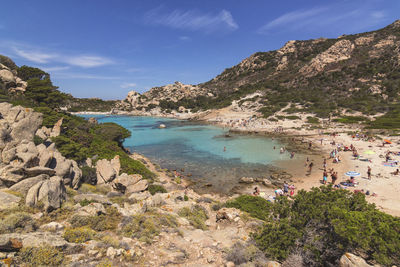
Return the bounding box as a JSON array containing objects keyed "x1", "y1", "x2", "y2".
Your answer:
[
  {"x1": 13, "y1": 48, "x2": 57, "y2": 63},
  {"x1": 41, "y1": 66, "x2": 70, "y2": 72},
  {"x1": 257, "y1": 4, "x2": 389, "y2": 34},
  {"x1": 144, "y1": 7, "x2": 238, "y2": 33},
  {"x1": 8, "y1": 43, "x2": 113, "y2": 68},
  {"x1": 64, "y1": 55, "x2": 114, "y2": 68},
  {"x1": 55, "y1": 73, "x2": 120, "y2": 80},
  {"x1": 121, "y1": 82, "x2": 137, "y2": 88},
  {"x1": 257, "y1": 7, "x2": 327, "y2": 33},
  {"x1": 179, "y1": 36, "x2": 191, "y2": 41}
]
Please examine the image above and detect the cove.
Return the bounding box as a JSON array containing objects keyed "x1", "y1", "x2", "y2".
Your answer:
[{"x1": 80, "y1": 115, "x2": 291, "y2": 193}]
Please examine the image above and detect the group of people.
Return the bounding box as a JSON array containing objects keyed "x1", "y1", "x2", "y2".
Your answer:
[{"x1": 273, "y1": 181, "x2": 295, "y2": 197}]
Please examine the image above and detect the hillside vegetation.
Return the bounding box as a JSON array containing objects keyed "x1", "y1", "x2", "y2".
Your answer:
[{"x1": 122, "y1": 20, "x2": 400, "y2": 128}]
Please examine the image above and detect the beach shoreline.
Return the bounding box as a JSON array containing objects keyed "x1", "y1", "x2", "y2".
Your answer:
[{"x1": 77, "y1": 109, "x2": 400, "y2": 217}]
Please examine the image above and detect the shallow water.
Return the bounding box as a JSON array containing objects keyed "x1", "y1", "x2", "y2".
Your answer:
[{"x1": 80, "y1": 115, "x2": 292, "y2": 193}]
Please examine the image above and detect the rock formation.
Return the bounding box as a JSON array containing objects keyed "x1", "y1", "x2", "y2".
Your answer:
[{"x1": 0, "y1": 103, "x2": 82, "y2": 211}]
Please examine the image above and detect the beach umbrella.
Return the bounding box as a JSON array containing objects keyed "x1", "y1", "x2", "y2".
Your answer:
[
  {"x1": 384, "y1": 139, "x2": 392, "y2": 144},
  {"x1": 345, "y1": 171, "x2": 361, "y2": 177},
  {"x1": 364, "y1": 150, "x2": 375, "y2": 155}
]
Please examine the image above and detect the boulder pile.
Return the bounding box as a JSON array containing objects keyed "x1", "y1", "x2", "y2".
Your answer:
[{"x1": 0, "y1": 103, "x2": 82, "y2": 211}]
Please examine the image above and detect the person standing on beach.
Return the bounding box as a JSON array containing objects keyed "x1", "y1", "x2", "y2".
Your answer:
[
  {"x1": 367, "y1": 166, "x2": 371, "y2": 180},
  {"x1": 323, "y1": 170, "x2": 328, "y2": 184},
  {"x1": 308, "y1": 162, "x2": 314, "y2": 173}
]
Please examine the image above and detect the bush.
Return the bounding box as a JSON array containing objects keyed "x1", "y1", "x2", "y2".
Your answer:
[
  {"x1": 178, "y1": 205, "x2": 208, "y2": 230},
  {"x1": 33, "y1": 135, "x2": 44, "y2": 145},
  {"x1": 230, "y1": 186, "x2": 400, "y2": 265},
  {"x1": 226, "y1": 241, "x2": 268, "y2": 266},
  {"x1": 0, "y1": 212, "x2": 36, "y2": 234},
  {"x1": 81, "y1": 166, "x2": 97, "y2": 185},
  {"x1": 226, "y1": 195, "x2": 272, "y2": 221},
  {"x1": 121, "y1": 212, "x2": 178, "y2": 244},
  {"x1": 69, "y1": 206, "x2": 122, "y2": 231},
  {"x1": 306, "y1": 116, "x2": 319, "y2": 124},
  {"x1": 63, "y1": 226, "x2": 96, "y2": 243},
  {"x1": 148, "y1": 184, "x2": 167, "y2": 195},
  {"x1": 18, "y1": 246, "x2": 65, "y2": 266}
]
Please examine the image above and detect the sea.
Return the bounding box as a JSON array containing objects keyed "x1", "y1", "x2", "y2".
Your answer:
[{"x1": 80, "y1": 115, "x2": 292, "y2": 193}]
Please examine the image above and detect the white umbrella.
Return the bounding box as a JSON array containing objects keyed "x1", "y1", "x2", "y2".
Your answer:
[{"x1": 345, "y1": 171, "x2": 361, "y2": 177}]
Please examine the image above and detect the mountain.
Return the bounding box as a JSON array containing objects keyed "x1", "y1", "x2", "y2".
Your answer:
[{"x1": 118, "y1": 20, "x2": 400, "y2": 127}]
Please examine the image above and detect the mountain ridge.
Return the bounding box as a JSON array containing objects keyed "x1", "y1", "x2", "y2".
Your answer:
[{"x1": 117, "y1": 19, "x2": 400, "y2": 126}]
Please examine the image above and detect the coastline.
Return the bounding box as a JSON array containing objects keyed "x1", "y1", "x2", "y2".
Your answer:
[{"x1": 76, "y1": 109, "x2": 400, "y2": 217}]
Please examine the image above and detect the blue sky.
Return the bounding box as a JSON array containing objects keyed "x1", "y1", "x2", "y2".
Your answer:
[{"x1": 0, "y1": 0, "x2": 399, "y2": 99}]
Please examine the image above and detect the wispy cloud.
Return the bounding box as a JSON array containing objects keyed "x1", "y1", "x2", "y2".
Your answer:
[
  {"x1": 55, "y1": 73, "x2": 120, "y2": 80},
  {"x1": 64, "y1": 55, "x2": 113, "y2": 68},
  {"x1": 258, "y1": 7, "x2": 327, "y2": 33},
  {"x1": 6, "y1": 43, "x2": 114, "y2": 68},
  {"x1": 121, "y1": 82, "x2": 137, "y2": 88},
  {"x1": 179, "y1": 36, "x2": 191, "y2": 41},
  {"x1": 257, "y1": 3, "x2": 389, "y2": 34},
  {"x1": 14, "y1": 48, "x2": 57, "y2": 63},
  {"x1": 41, "y1": 66, "x2": 70, "y2": 72},
  {"x1": 144, "y1": 7, "x2": 238, "y2": 33}
]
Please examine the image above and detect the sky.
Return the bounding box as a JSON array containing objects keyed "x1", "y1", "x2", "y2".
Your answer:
[{"x1": 0, "y1": 0, "x2": 399, "y2": 100}]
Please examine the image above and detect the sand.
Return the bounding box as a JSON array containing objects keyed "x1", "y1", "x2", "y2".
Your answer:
[{"x1": 195, "y1": 106, "x2": 400, "y2": 217}]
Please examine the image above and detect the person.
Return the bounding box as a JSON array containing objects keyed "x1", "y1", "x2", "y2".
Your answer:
[
  {"x1": 283, "y1": 182, "x2": 289, "y2": 194},
  {"x1": 308, "y1": 162, "x2": 314, "y2": 173},
  {"x1": 253, "y1": 187, "x2": 260, "y2": 196},
  {"x1": 391, "y1": 168, "x2": 399, "y2": 175},
  {"x1": 323, "y1": 158, "x2": 327, "y2": 169},
  {"x1": 275, "y1": 189, "x2": 284, "y2": 197},
  {"x1": 323, "y1": 170, "x2": 328, "y2": 184},
  {"x1": 308, "y1": 141, "x2": 312, "y2": 150},
  {"x1": 367, "y1": 166, "x2": 371, "y2": 180},
  {"x1": 224, "y1": 146, "x2": 226, "y2": 152},
  {"x1": 280, "y1": 147, "x2": 285, "y2": 154},
  {"x1": 290, "y1": 152, "x2": 295, "y2": 159},
  {"x1": 331, "y1": 172, "x2": 337, "y2": 184}
]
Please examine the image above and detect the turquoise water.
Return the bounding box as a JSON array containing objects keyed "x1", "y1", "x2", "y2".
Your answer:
[{"x1": 81, "y1": 115, "x2": 289, "y2": 193}]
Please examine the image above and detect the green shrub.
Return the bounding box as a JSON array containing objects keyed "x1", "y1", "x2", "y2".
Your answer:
[
  {"x1": 178, "y1": 205, "x2": 208, "y2": 230},
  {"x1": 230, "y1": 187, "x2": 400, "y2": 265},
  {"x1": 226, "y1": 195, "x2": 272, "y2": 221},
  {"x1": 0, "y1": 212, "x2": 36, "y2": 234},
  {"x1": 63, "y1": 226, "x2": 96, "y2": 243},
  {"x1": 306, "y1": 116, "x2": 319, "y2": 124},
  {"x1": 333, "y1": 116, "x2": 369, "y2": 124},
  {"x1": 18, "y1": 246, "x2": 65, "y2": 266},
  {"x1": 121, "y1": 212, "x2": 178, "y2": 244},
  {"x1": 148, "y1": 184, "x2": 167, "y2": 195},
  {"x1": 33, "y1": 135, "x2": 44, "y2": 145}
]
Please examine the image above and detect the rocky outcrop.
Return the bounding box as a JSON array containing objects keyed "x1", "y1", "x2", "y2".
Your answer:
[
  {"x1": 0, "y1": 103, "x2": 83, "y2": 212},
  {"x1": 96, "y1": 156, "x2": 120, "y2": 184},
  {"x1": 26, "y1": 176, "x2": 66, "y2": 212},
  {"x1": 300, "y1": 40, "x2": 355, "y2": 76},
  {"x1": 50, "y1": 118, "x2": 63, "y2": 137},
  {"x1": 0, "y1": 63, "x2": 27, "y2": 93},
  {"x1": 0, "y1": 191, "x2": 21, "y2": 210},
  {"x1": 339, "y1": 253, "x2": 373, "y2": 267}
]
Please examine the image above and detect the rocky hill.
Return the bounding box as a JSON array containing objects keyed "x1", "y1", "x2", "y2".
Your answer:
[
  {"x1": 0, "y1": 57, "x2": 116, "y2": 113},
  {"x1": 117, "y1": 20, "x2": 400, "y2": 126}
]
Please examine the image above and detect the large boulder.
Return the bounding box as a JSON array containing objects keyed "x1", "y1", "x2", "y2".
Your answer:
[
  {"x1": 339, "y1": 253, "x2": 373, "y2": 267},
  {"x1": 25, "y1": 166, "x2": 56, "y2": 177},
  {"x1": 9, "y1": 174, "x2": 48, "y2": 195},
  {"x1": 126, "y1": 179, "x2": 148, "y2": 194},
  {"x1": 110, "y1": 155, "x2": 120, "y2": 176},
  {"x1": 26, "y1": 176, "x2": 66, "y2": 212},
  {"x1": 15, "y1": 140, "x2": 39, "y2": 168},
  {"x1": 96, "y1": 159, "x2": 117, "y2": 184},
  {"x1": 76, "y1": 202, "x2": 106, "y2": 216},
  {"x1": 0, "y1": 165, "x2": 25, "y2": 186},
  {"x1": 112, "y1": 173, "x2": 142, "y2": 193},
  {"x1": 50, "y1": 118, "x2": 63, "y2": 137},
  {"x1": 0, "y1": 191, "x2": 21, "y2": 210},
  {"x1": 0, "y1": 232, "x2": 68, "y2": 249}
]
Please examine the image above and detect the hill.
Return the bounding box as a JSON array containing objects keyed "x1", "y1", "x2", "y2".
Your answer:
[
  {"x1": 0, "y1": 58, "x2": 116, "y2": 112},
  {"x1": 118, "y1": 20, "x2": 400, "y2": 128}
]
